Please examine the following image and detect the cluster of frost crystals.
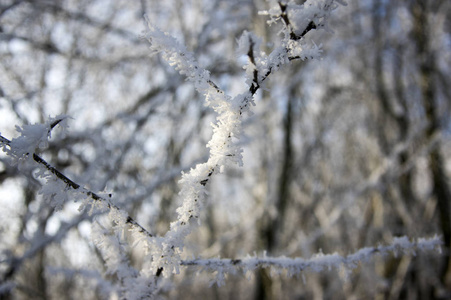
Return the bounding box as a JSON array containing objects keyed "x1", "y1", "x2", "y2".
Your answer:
[
  {"x1": 143, "y1": 16, "x2": 244, "y2": 167},
  {"x1": 261, "y1": 0, "x2": 347, "y2": 35},
  {"x1": 35, "y1": 168, "x2": 89, "y2": 212},
  {"x1": 38, "y1": 177, "x2": 71, "y2": 211},
  {"x1": 143, "y1": 16, "x2": 210, "y2": 93},
  {"x1": 3, "y1": 115, "x2": 70, "y2": 164},
  {"x1": 287, "y1": 40, "x2": 323, "y2": 60},
  {"x1": 142, "y1": 16, "x2": 251, "y2": 275},
  {"x1": 92, "y1": 222, "x2": 136, "y2": 280},
  {"x1": 0, "y1": 115, "x2": 73, "y2": 210},
  {"x1": 287, "y1": 0, "x2": 345, "y2": 35},
  {"x1": 259, "y1": 0, "x2": 346, "y2": 64},
  {"x1": 9, "y1": 123, "x2": 49, "y2": 159},
  {"x1": 144, "y1": 163, "x2": 211, "y2": 276},
  {"x1": 92, "y1": 222, "x2": 157, "y2": 299}
]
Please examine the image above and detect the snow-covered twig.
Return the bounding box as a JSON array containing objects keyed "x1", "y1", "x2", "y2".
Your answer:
[
  {"x1": 181, "y1": 235, "x2": 443, "y2": 286},
  {"x1": 0, "y1": 120, "x2": 153, "y2": 238}
]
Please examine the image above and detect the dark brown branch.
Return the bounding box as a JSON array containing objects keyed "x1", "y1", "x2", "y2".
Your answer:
[
  {"x1": 239, "y1": 3, "x2": 319, "y2": 111},
  {"x1": 247, "y1": 35, "x2": 260, "y2": 95},
  {"x1": 278, "y1": 2, "x2": 317, "y2": 40}
]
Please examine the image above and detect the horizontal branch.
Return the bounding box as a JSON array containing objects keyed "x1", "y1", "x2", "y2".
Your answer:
[{"x1": 181, "y1": 236, "x2": 442, "y2": 283}]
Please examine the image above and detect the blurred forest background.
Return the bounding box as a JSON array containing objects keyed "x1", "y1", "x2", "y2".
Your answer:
[{"x1": 0, "y1": 0, "x2": 450, "y2": 299}]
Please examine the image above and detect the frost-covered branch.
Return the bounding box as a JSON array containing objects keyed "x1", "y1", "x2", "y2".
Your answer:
[
  {"x1": 3, "y1": 1, "x2": 444, "y2": 299},
  {"x1": 181, "y1": 235, "x2": 443, "y2": 286},
  {"x1": 90, "y1": 222, "x2": 159, "y2": 299},
  {"x1": 245, "y1": 0, "x2": 347, "y2": 98},
  {"x1": 141, "y1": 0, "x2": 346, "y2": 277},
  {"x1": 0, "y1": 118, "x2": 153, "y2": 238},
  {"x1": 142, "y1": 17, "x2": 245, "y2": 277}
]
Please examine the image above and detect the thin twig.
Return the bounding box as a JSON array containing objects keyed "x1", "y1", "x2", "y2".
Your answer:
[{"x1": 0, "y1": 131, "x2": 153, "y2": 238}]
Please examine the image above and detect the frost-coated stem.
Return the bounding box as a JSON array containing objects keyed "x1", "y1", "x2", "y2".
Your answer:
[
  {"x1": 142, "y1": 0, "x2": 346, "y2": 276},
  {"x1": 0, "y1": 125, "x2": 153, "y2": 238},
  {"x1": 142, "y1": 18, "x2": 245, "y2": 276},
  {"x1": 181, "y1": 235, "x2": 443, "y2": 286}
]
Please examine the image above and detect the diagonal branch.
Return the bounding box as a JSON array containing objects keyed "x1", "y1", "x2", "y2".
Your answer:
[{"x1": 0, "y1": 133, "x2": 153, "y2": 238}]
